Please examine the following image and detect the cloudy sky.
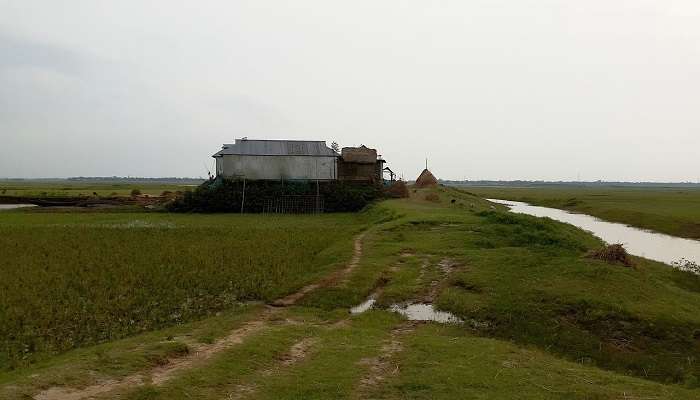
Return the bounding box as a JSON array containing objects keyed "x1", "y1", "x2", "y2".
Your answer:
[{"x1": 1, "y1": 1, "x2": 699, "y2": 181}]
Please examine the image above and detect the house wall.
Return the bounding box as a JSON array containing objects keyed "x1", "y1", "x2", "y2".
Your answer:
[
  {"x1": 216, "y1": 155, "x2": 337, "y2": 180},
  {"x1": 338, "y1": 160, "x2": 382, "y2": 183}
]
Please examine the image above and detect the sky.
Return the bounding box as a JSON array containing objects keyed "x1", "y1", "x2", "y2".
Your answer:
[{"x1": 1, "y1": 1, "x2": 699, "y2": 182}]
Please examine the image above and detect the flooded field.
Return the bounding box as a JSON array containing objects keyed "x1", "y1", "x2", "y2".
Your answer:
[{"x1": 490, "y1": 199, "x2": 700, "y2": 266}]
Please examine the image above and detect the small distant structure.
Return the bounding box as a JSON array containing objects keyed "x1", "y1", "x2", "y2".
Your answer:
[
  {"x1": 338, "y1": 145, "x2": 385, "y2": 184},
  {"x1": 415, "y1": 159, "x2": 438, "y2": 187},
  {"x1": 383, "y1": 166, "x2": 396, "y2": 182}
]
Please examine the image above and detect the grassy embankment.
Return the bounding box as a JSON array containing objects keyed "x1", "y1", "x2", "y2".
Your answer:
[
  {"x1": 2, "y1": 186, "x2": 700, "y2": 399},
  {"x1": 460, "y1": 185, "x2": 700, "y2": 239}
]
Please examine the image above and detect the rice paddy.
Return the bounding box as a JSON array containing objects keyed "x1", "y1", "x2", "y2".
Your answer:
[{"x1": 0, "y1": 211, "x2": 372, "y2": 369}]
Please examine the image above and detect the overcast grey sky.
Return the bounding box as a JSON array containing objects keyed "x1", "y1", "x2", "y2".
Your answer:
[{"x1": 1, "y1": 1, "x2": 699, "y2": 181}]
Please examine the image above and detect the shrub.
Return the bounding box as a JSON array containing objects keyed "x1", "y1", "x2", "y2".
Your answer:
[
  {"x1": 130, "y1": 188, "x2": 142, "y2": 197},
  {"x1": 425, "y1": 193, "x2": 440, "y2": 202},
  {"x1": 384, "y1": 181, "x2": 409, "y2": 198},
  {"x1": 672, "y1": 258, "x2": 700, "y2": 275},
  {"x1": 167, "y1": 178, "x2": 383, "y2": 213}
]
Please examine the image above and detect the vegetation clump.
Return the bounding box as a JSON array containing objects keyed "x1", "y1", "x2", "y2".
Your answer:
[
  {"x1": 424, "y1": 193, "x2": 440, "y2": 202},
  {"x1": 587, "y1": 244, "x2": 635, "y2": 267},
  {"x1": 167, "y1": 178, "x2": 383, "y2": 213},
  {"x1": 672, "y1": 258, "x2": 700, "y2": 275},
  {"x1": 384, "y1": 181, "x2": 409, "y2": 198}
]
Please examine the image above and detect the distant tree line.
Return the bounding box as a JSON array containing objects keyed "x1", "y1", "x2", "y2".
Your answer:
[{"x1": 67, "y1": 177, "x2": 205, "y2": 184}]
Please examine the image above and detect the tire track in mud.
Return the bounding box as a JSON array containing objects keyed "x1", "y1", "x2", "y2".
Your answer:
[
  {"x1": 34, "y1": 317, "x2": 271, "y2": 400},
  {"x1": 225, "y1": 337, "x2": 318, "y2": 400},
  {"x1": 33, "y1": 232, "x2": 368, "y2": 400},
  {"x1": 353, "y1": 322, "x2": 418, "y2": 399},
  {"x1": 272, "y1": 232, "x2": 366, "y2": 307},
  {"x1": 350, "y1": 258, "x2": 461, "y2": 398}
]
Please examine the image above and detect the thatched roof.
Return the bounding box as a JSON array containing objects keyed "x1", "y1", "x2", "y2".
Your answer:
[
  {"x1": 341, "y1": 145, "x2": 377, "y2": 164},
  {"x1": 415, "y1": 169, "x2": 438, "y2": 187}
]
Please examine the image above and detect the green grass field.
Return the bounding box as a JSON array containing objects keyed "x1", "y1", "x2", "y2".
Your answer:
[
  {"x1": 458, "y1": 185, "x2": 700, "y2": 239},
  {"x1": 0, "y1": 211, "x2": 377, "y2": 369},
  {"x1": 2, "y1": 186, "x2": 700, "y2": 399}
]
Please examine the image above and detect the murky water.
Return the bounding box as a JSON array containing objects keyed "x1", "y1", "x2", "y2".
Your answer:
[
  {"x1": 389, "y1": 303, "x2": 462, "y2": 323},
  {"x1": 0, "y1": 204, "x2": 36, "y2": 211},
  {"x1": 351, "y1": 296, "x2": 462, "y2": 324},
  {"x1": 489, "y1": 199, "x2": 700, "y2": 266},
  {"x1": 350, "y1": 298, "x2": 376, "y2": 314}
]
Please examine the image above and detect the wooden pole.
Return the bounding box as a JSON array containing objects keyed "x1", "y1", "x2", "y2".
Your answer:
[
  {"x1": 315, "y1": 180, "x2": 320, "y2": 214},
  {"x1": 240, "y1": 177, "x2": 246, "y2": 214}
]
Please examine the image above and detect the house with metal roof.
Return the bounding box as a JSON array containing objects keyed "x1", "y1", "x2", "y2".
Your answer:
[{"x1": 213, "y1": 139, "x2": 340, "y2": 181}]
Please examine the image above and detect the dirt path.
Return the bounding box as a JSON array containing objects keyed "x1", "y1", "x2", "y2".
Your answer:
[
  {"x1": 272, "y1": 232, "x2": 366, "y2": 306},
  {"x1": 33, "y1": 232, "x2": 368, "y2": 400},
  {"x1": 34, "y1": 317, "x2": 271, "y2": 400},
  {"x1": 353, "y1": 322, "x2": 418, "y2": 399},
  {"x1": 226, "y1": 337, "x2": 318, "y2": 400},
  {"x1": 424, "y1": 258, "x2": 459, "y2": 302}
]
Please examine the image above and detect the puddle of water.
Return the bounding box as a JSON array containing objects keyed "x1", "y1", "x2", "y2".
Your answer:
[
  {"x1": 350, "y1": 298, "x2": 462, "y2": 324},
  {"x1": 489, "y1": 199, "x2": 700, "y2": 267},
  {"x1": 389, "y1": 303, "x2": 462, "y2": 324},
  {"x1": 0, "y1": 204, "x2": 36, "y2": 210},
  {"x1": 350, "y1": 298, "x2": 376, "y2": 314}
]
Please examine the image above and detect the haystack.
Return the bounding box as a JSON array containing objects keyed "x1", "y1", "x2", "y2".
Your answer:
[
  {"x1": 415, "y1": 169, "x2": 438, "y2": 188},
  {"x1": 586, "y1": 244, "x2": 635, "y2": 268}
]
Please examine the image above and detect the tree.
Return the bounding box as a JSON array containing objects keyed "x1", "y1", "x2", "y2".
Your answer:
[{"x1": 331, "y1": 141, "x2": 340, "y2": 154}]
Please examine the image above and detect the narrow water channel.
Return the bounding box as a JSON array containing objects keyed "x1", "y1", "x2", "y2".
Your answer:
[
  {"x1": 489, "y1": 199, "x2": 700, "y2": 267},
  {"x1": 0, "y1": 204, "x2": 36, "y2": 210}
]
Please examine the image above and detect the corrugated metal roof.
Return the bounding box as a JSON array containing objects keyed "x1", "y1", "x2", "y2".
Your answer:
[{"x1": 213, "y1": 139, "x2": 339, "y2": 157}]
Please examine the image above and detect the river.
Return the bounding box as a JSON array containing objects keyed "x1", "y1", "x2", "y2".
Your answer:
[{"x1": 489, "y1": 199, "x2": 700, "y2": 267}]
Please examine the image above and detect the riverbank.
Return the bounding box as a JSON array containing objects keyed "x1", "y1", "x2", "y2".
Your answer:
[
  {"x1": 490, "y1": 199, "x2": 700, "y2": 267},
  {"x1": 460, "y1": 186, "x2": 700, "y2": 240}
]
